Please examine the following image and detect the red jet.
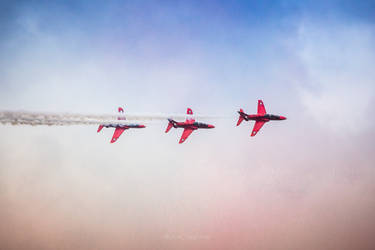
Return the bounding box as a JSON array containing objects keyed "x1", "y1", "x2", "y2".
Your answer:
[
  {"x1": 165, "y1": 108, "x2": 215, "y2": 144},
  {"x1": 237, "y1": 100, "x2": 286, "y2": 136},
  {"x1": 97, "y1": 107, "x2": 145, "y2": 143}
]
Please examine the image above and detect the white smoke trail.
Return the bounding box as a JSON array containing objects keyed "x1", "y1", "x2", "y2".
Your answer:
[{"x1": 0, "y1": 111, "x2": 225, "y2": 126}]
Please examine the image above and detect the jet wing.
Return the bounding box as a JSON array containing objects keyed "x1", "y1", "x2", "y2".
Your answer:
[
  {"x1": 111, "y1": 127, "x2": 127, "y2": 143},
  {"x1": 257, "y1": 100, "x2": 266, "y2": 115},
  {"x1": 251, "y1": 121, "x2": 266, "y2": 137},
  {"x1": 179, "y1": 128, "x2": 194, "y2": 144}
]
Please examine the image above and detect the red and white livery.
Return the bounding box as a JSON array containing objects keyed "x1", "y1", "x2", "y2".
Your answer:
[
  {"x1": 97, "y1": 107, "x2": 145, "y2": 143},
  {"x1": 237, "y1": 100, "x2": 286, "y2": 136},
  {"x1": 165, "y1": 108, "x2": 215, "y2": 144}
]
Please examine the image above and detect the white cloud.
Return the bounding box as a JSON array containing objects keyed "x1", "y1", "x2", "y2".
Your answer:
[{"x1": 294, "y1": 21, "x2": 375, "y2": 133}]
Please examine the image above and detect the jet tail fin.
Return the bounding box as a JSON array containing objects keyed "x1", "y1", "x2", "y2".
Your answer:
[
  {"x1": 187, "y1": 108, "x2": 193, "y2": 115},
  {"x1": 237, "y1": 109, "x2": 245, "y2": 126},
  {"x1": 117, "y1": 106, "x2": 126, "y2": 120},
  {"x1": 185, "y1": 108, "x2": 195, "y2": 123}
]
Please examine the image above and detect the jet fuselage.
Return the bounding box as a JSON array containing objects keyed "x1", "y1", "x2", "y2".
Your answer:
[
  {"x1": 102, "y1": 124, "x2": 145, "y2": 129},
  {"x1": 238, "y1": 111, "x2": 286, "y2": 122},
  {"x1": 168, "y1": 119, "x2": 214, "y2": 130}
]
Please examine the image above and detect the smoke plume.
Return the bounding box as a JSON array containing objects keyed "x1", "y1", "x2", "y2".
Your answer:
[{"x1": 0, "y1": 111, "x2": 222, "y2": 126}]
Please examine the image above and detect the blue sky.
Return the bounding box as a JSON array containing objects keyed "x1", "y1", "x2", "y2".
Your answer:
[
  {"x1": 1, "y1": 0, "x2": 374, "y2": 112},
  {"x1": 1, "y1": 1, "x2": 375, "y2": 249},
  {"x1": 1, "y1": 0, "x2": 374, "y2": 114}
]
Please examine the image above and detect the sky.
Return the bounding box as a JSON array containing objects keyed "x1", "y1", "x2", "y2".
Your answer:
[{"x1": 1, "y1": 1, "x2": 375, "y2": 249}]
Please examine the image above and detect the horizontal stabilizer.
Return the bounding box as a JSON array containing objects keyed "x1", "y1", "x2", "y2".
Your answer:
[
  {"x1": 97, "y1": 125, "x2": 104, "y2": 133},
  {"x1": 237, "y1": 116, "x2": 244, "y2": 126},
  {"x1": 237, "y1": 109, "x2": 245, "y2": 126},
  {"x1": 165, "y1": 121, "x2": 173, "y2": 133}
]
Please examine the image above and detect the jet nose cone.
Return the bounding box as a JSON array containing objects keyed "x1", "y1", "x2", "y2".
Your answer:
[
  {"x1": 280, "y1": 116, "x2": 287, "y2": 120},
  {"x1": 208, "y1": 124, "x2": 215, "y2": 128},
  {"x1": 139, "y1": 125, "x2": 146, "y2": 128}
]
